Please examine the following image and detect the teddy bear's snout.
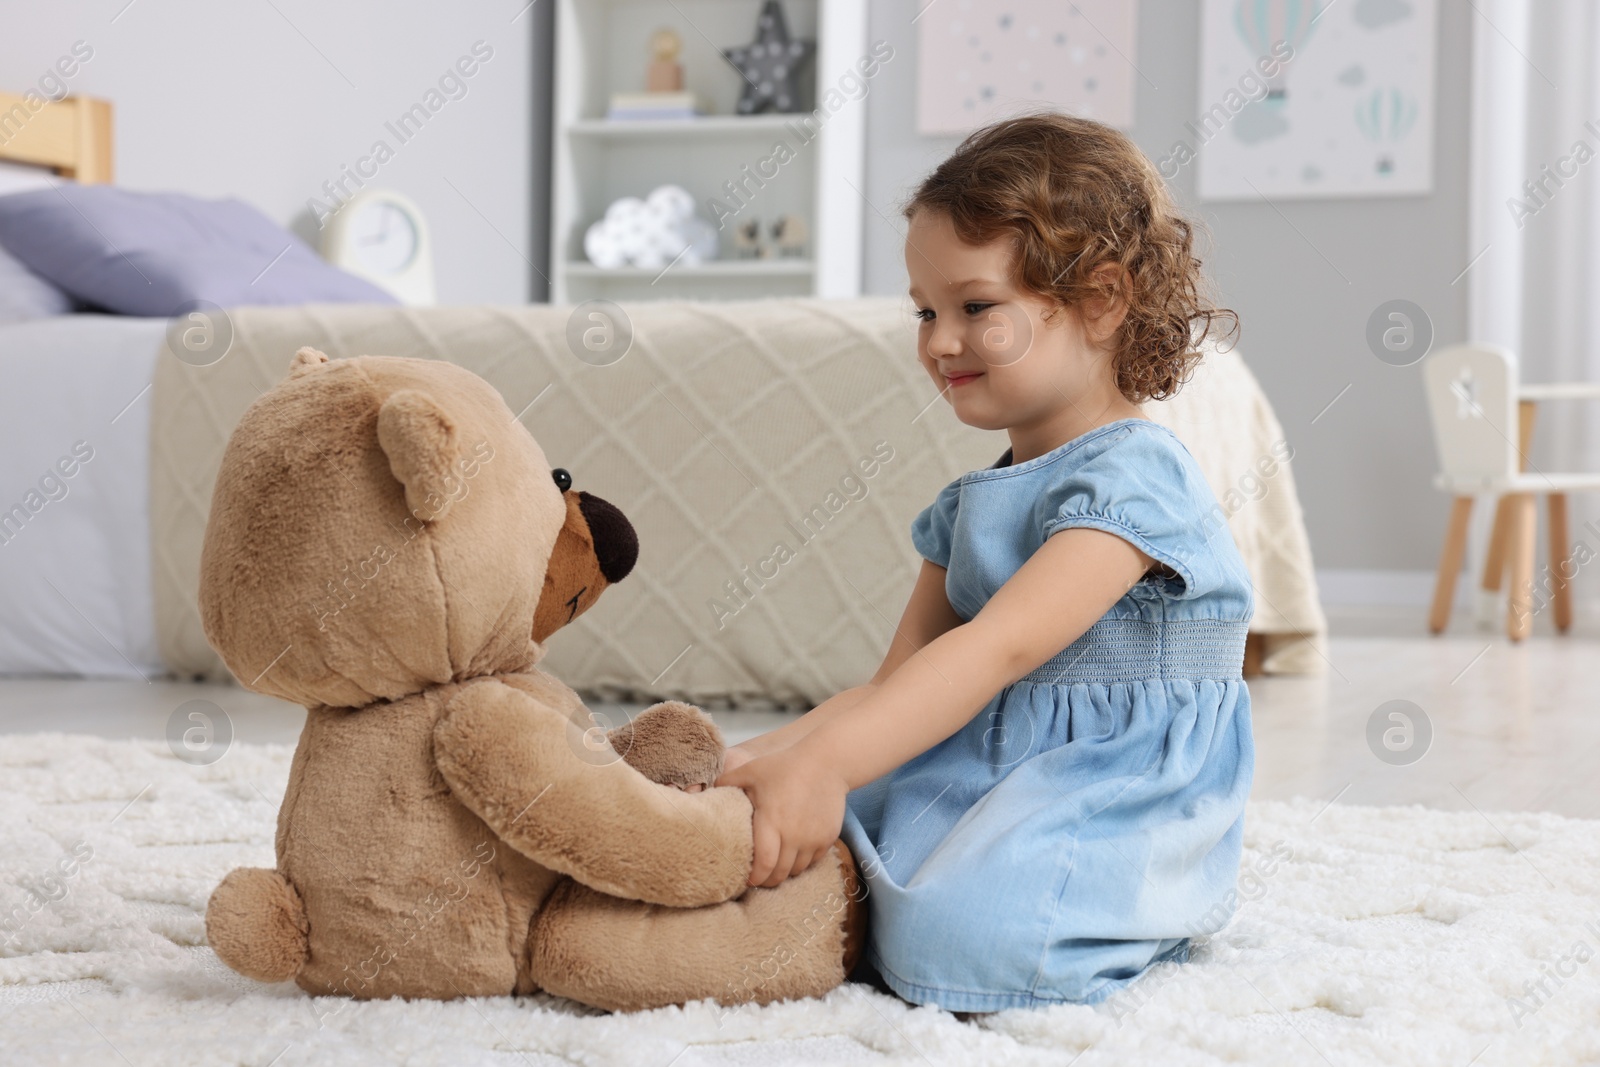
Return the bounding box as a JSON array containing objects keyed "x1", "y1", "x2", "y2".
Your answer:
[{"x1": 576, "y1": 491, "x2": 638, "y2": 583}]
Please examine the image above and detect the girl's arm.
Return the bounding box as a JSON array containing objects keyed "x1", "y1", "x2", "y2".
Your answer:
[
  {"x1": 721, "y1": 560, "x2": 965, "y2": 768},
  {"x1": 719, "y1": 527, "x2": 1152, "y2": 887}
]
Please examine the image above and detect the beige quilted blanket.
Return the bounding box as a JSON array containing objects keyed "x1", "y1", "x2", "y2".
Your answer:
[{"x1": 151, "y1": 299, "x2": 1325, "y2": 704}]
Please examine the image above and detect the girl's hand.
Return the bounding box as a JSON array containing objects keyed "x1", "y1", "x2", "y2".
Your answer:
[{"x1": 716, "y1": 745, "x2": 848, "y2": 888}]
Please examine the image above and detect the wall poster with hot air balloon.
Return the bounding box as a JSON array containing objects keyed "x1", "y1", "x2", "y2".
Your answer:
[{"x1": 1194, "y1": 0, "x2": 1436, "y2": 200}]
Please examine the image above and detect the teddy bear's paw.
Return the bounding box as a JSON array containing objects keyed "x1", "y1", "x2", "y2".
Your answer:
[{"x1": 607, "y1": 700, "x2": 725, "y2": 790}]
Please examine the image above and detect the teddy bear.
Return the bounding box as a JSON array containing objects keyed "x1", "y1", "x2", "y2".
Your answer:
[{"x1": 200, "y1": 348, "x2": 863, "y2": 1011}]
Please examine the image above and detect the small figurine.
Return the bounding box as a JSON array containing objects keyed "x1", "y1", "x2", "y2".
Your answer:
[
  {"x1": 609, "y1": 27, "x2": 708, "y2": 120},
  {"x1": 647, "y1": 28, "x2": 684, "y2": 93},
  {"x1": 771, "y1": 214, "x2": 808, "y2": 258},
  {"x1": 732, "y1": 217, "x2": 765, "y2": 259}
]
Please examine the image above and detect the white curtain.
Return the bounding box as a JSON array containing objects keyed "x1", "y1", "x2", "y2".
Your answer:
[{"x1": 1469, "y1": 0, "x2": 1600, "y2": 579}]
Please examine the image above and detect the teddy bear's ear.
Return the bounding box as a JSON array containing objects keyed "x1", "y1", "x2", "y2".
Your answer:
[
  {"x1": 377, "y1": 389, "x2": 462, "y2": 522},
  {"x1": 287, "y1": 347, "x2": 330, "y2": 379}
]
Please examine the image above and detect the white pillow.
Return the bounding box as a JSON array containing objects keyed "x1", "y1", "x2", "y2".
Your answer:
[{"x1": 0, "y1": 160, "x2": 62, "y2": 195}]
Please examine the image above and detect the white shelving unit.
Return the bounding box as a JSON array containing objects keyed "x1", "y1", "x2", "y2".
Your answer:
[{"x1": 550, "y1": 0, "x2": 866, "y2": 303}]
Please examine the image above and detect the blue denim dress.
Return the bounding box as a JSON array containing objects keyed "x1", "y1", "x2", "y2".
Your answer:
[{"x1": 842, "y1": 418, "x2": 1255, "y2": 1012}]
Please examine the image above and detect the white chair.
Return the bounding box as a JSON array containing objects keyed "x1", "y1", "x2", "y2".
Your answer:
[{"x1": 1423, "y1": 343, "x2": 1600, "y2": 640}]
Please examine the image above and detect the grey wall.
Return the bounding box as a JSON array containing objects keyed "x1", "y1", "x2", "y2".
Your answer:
[
  {"x1": 2, "y1": 0, "x2": 536, "y2": 305},
  {"x1": 862, "y1": 0, "x2": 1472, "y2": 574}
]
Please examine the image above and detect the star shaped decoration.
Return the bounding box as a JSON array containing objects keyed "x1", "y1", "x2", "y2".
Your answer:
[{"x1": 723, "y1": 0, "x2": 814, "y2": 115}]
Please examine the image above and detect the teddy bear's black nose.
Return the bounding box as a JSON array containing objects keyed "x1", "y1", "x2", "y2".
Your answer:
[{"x1": 577, "y1": 491, "x2": 638, "y2": 583}]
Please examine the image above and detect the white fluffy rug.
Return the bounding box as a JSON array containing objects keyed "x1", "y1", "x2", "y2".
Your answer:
[{"x1": 4, "y1": 734, "x2": 1599, "y2": 1067}]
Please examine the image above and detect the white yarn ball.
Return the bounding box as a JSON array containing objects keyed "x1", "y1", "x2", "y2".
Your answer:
[
  {"x1": 632, "y1": 243, "x2": 667, "y2": 270},
  {"x1": 646, "y1": 184, "x2": 696, "y2": 223},
  {"x1": 588, "y1": 190, "x2": 722, "y2": 271},
  {"x1": 604, "y1": 196, "x2": 646, "y2": 225},
  {"x1": 583, "y1": 220, "x2": 626, "y2": 269}
]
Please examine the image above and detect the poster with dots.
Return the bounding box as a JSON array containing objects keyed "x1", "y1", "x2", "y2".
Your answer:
[
  {"x1": 1194, "y1": 0, "x2": 1437, "y2": 200},
  {"x1": 915, "y1": 1, "x2": 1138, "y2": 135}
]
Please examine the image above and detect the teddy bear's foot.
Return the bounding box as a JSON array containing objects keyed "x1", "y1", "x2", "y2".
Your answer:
[
  {"x1": 607, "y1": 700, "x2": 725, "y2": 791},
  {"x1": 530, "y1": 840, "x2": 865, "y2": 1012},
  {"x1": 205, "y1": 867, "x2": 309, "y2": 983}
]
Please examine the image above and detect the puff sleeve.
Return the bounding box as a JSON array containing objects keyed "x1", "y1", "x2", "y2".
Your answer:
[
  {"x1": 1037, "y1": 424, "x2": 1240, "y2": 603},
  {"x1": 909, "y1": 478, "x2": 962, "y2": 569}
]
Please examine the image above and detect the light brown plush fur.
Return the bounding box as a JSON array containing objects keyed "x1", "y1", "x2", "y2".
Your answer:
[{"x1": 199, "y1": 350, "x2": 862, "y2": 1011}]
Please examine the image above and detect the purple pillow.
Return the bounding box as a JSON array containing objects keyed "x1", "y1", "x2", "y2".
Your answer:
[
  {"x1": 0, "y1": 240, "x2": 75, "y2": 323},
  {"x1": 0, "y1": 186, "x2": 396, "y2": 316}
]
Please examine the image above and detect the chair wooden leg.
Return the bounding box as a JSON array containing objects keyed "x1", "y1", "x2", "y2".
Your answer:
[
  {"x1": 1505, "y1": 493, "x2": 1537, "y2": 641},
  {"x1": 1481, "y1": 495, "x2": 1511, "y2": 593},
  {"x1": 1488, "y1": 401, "x2": 1540, "y2": 601},
  {"x1": 1548, "y1": 492, "x2": 1573, "y2": 633},
  {"x1": 1429, "y1": 496, "x2": 1475, "y2": 634}
]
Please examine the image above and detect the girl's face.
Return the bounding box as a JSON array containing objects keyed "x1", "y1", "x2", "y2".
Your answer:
[{"x1": 905, "y1": 209, "x2": 1120, "y2": 434}]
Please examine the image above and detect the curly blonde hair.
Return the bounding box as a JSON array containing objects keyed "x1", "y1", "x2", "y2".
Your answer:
[{"x1": 905, "y1": 112, "x2": 1237, "y2": 402}]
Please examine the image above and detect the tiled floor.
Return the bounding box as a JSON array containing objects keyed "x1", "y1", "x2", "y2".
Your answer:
[{"x1": 3, "y1": 606, "x2": 1596, "y2": 818}]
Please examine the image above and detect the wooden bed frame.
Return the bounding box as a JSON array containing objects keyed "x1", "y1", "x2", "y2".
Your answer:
[{"x1": 0, "y1": 92, "x2": 113, "y2": 182}]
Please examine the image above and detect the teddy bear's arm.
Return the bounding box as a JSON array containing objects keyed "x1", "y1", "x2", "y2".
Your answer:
[{"x1": 434, "y1": 679, "x2": 754, "y2": 908}]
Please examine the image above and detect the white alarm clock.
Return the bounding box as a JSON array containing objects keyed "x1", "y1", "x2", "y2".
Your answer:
[{"x1": 321, "y1": 189, "x2": 436, "y2": 306}]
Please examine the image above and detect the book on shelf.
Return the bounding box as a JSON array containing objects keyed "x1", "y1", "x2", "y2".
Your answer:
[{"x1": 606, "y1": 90, "x2": 710, "y2": 121}]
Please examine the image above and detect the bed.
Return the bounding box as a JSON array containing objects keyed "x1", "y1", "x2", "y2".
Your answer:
[
  {"x1": 0, "y1": 97, "x2": 1327, "y2": 700},
  {"x1": 0, "y1": 315, "x2": 166, "y2": 676},
  {"x1": 0, "y1": 300, "x2": 1328, "y2": 699},
  {"x1": 0, "y1": 94, "x2": 164, "y2": 675}
]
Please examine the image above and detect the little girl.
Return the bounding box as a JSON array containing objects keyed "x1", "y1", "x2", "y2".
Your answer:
[{"x1": 718, "y1": 113, "x2": 1254, "y2": 1012}]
